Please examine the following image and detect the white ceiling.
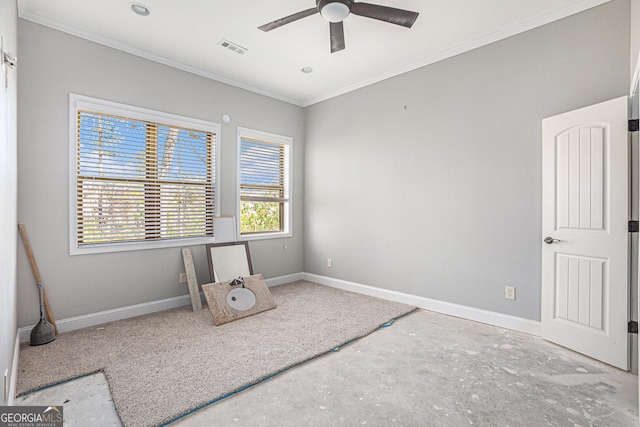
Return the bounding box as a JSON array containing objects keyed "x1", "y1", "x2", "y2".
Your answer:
[{"x1": 17, "y1": 0, "x2": 609, "y2": 106}]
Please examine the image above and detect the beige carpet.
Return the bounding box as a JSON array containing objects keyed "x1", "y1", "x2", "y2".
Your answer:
[{"x1": 17, "y1": 281, "x2": 415, "y2": 427}]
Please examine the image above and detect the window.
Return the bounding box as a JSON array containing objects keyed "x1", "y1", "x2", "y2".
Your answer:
[
  {"x1": 70, "y1": 94, "x2": 219, "y2": 254},
  {"x1": 237, "y1": 128, "x2": 292, "y2": 239}
]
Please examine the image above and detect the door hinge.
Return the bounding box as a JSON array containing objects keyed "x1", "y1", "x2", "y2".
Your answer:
[
  {"x1": 629, "y1": 321, "x2": 638, "y2": 334},
  {"x1": 630, "y1": 119, "x2": 639, "y2": 132},
  {"x1": 629, "y1": 221, "x2": 639, "y2": 233}
]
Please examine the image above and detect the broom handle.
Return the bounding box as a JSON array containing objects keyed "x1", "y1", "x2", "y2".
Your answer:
[
  {"x1": 41, "y1": 289, "x2": 57, "y2": 335},
  {"x1": 18, "y1": 222, "x2": 58, "y2": 335}
]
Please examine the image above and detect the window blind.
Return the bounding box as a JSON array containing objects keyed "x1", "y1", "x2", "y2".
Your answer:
[
  {"x1": 75, "y1": 110, "x2": 215, "y2": 246},
  {"x1": 239, "y1": 136, "x2": 290, "y2": 234}
]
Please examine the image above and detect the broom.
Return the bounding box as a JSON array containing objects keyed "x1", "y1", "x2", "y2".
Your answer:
[{"x1": 18, "y1": 222, "x2": 58, "y2": 345}]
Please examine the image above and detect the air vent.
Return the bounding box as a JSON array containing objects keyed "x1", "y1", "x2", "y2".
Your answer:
[{"x1": 218, "y1": 39, "x2": 247, "y2": 55}]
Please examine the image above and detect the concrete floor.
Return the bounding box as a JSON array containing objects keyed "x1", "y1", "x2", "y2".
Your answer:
[{"x1": 16, "y1": 309, "x2": 639, "y2": 426}]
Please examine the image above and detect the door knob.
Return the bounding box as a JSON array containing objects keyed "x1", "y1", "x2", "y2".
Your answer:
[{"x1": 544, "y1": 237, "x2": 561, "y2": 244}]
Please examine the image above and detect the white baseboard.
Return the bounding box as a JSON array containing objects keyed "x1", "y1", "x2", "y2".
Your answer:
[
  {"x1": 8, "y1": 331, "x2": 19, "y2": 405},
  {"x1": 18, "y1": 273, "x2": 305, "y2": 342},
  {"x1": 18, "y1": 294, "x2": 193, "y2": 343},
  {"x1": 302, "y1": 273, "x2": 541, "y2": 336},
  {"x1": 18, "y1": 272, "x2": 540, "y2": 343},
  {"x1": 264, "y1": 272, "x2": 304, "y2": 287}
]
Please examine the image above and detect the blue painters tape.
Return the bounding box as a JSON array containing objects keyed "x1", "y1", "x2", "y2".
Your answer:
[
  {"x1": 380, "y1": 319, "x2": 395, "y2": 328},
  {"x1": 19, "y1": 370, "x2": 104, "y2": 396},
  {"x1": 157, "y1": 316, "x2": 406, "y2": 425}
]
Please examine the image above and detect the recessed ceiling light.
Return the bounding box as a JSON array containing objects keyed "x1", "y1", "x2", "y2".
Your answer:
[
  {"x1": 130, "y1": 3, "x2": 150, "y2": 16},
  {"x1": 301, "y1": 67, "x2": 313, "y2": 74}
]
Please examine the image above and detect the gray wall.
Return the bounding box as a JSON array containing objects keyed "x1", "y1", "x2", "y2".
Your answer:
[
  {"x1": 0, "y1": 0, "x2": 18, "y2": 405},
  {"x1": 303, "y1": 0, "x2": 630, "y2": 321},
  {"x1": 17, "y1": 20, "x2": 304, "y2": 327}
]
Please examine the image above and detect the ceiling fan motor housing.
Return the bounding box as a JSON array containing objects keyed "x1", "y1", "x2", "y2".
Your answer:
[{"x1": 317, "y1": 0, "x2": 354, "y2": 22}]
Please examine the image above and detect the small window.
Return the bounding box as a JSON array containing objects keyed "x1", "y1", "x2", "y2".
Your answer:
[
  {"x1": 70, "y1": 94, "x2": 220, "y2": 254},
  {"x1": 237, "y1": 128, "x2": 292, "y2": 239}
]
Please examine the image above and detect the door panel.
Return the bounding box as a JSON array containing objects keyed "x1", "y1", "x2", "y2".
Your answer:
[
  {"x1": 555, "y1": 254, "x2": 604, "y2": 328},
  {"x1": 542, "y1": 96, "x2": 628, "y2": 370},
  {"x1": 555, "y1": 126, "x2": 605, "y2": 230}
]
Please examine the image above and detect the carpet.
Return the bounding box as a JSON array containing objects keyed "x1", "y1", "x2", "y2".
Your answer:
[{"x1": 17, "y1": 281, "x2": 416, "y2": 427}]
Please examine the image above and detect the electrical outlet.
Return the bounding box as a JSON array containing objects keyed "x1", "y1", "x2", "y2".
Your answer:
[
  {"x1": 505, "y1": 286, "x2": 516, "y2": 300},
  {"x1": 179, "y1": 273, "x2": 187, "y2": 283},
  {"x1": 327, "y1": 258, "x2": 333, "y2": 268}
]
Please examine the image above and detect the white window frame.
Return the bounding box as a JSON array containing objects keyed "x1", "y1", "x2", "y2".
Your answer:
[
  {"x1": 236, "y1": 127, "x2": 292, "y2": 241},
  {"x1": 69, "y1": 93, "x2": 221, "y2": 255}
]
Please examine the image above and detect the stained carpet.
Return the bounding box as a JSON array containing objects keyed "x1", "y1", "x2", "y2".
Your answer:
[{"x1": 17, "y1": 281, "x2": 415, "y2": 427}]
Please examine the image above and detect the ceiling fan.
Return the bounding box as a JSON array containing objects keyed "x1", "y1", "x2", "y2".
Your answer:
[{"x1": 258, "y1": 0, "x2": 419, "y2": 53}]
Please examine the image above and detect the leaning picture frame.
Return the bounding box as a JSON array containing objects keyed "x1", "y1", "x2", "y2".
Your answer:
[{"x1": 205, "y1": 241, "x2": 254, "y2": 283}]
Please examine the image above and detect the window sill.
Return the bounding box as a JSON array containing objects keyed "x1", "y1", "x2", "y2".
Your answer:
[
  {"x1": 239, "y1": 231, "x2": 292, "y2": 242},
  {"x1": 70, "y1": 236, "x2": 215, "y2": 255}
]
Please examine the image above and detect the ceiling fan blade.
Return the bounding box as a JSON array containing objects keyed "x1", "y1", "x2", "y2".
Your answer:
[
  {"x1": 351, "y1": 2, "x2": 419, "y2": 28},
  {"x1": 330, "y1": 21, "x2": 345, "y2": 53},
  {"x1": 258, "y1": 7, "x2": 318, "y2": 32}
]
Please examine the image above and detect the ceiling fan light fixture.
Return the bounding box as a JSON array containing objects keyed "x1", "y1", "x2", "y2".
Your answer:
[{"x1": 318, "y1": 0, "x2": 351, "y2": 23}]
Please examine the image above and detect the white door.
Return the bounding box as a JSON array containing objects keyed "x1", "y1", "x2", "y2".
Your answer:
[{"x1": 541, "y1": 96, "x2": 629, "y2": 370}]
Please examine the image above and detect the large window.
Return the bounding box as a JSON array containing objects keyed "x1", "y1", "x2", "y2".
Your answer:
[
  {"x1": 70, "y1": 95, "x2": 219, "y2": 254},
  {"x1": 237, "y1": 128, "x2": 292, "y2": 239}
]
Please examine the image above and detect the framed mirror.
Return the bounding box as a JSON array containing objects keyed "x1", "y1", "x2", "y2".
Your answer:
[{"x1": 206, "y1": 241, "x2": 253, "y2": 283}]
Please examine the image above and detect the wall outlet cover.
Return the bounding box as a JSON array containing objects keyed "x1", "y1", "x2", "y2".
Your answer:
[{"x1": 505, "y1": 286, "x2": 516, "y2": 300}]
